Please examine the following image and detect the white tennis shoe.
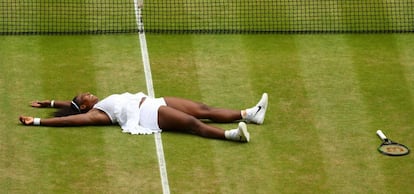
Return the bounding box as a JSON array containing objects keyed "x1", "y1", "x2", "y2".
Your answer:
[
  {"x1": 246, "y1": 93, "x2": 268, "y2": 124},
  {"x1": 225, "y1": 122, "x2": 250, "y2": 142}
]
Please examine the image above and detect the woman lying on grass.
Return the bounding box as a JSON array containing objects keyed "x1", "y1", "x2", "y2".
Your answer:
[{"x1": 19, "y1": 92, "x2": 268, "y2": 143}]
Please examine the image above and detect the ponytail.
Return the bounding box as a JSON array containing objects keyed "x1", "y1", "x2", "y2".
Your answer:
[{"x1": 53, "y1": 96, "x2": 84, "y2": 117}]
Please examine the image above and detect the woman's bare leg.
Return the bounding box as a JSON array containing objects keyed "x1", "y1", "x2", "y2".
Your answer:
[
  {"x1": 163, "y1": 97, "x2": 242, "y2": 123},
  {"x1": 157, "y1": 106, "x2": 226, "y2": 139}
]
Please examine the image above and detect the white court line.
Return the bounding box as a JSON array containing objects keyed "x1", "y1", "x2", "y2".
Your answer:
[{"x1": 134, "y1": 1, "x2": 170, "y2": 194}]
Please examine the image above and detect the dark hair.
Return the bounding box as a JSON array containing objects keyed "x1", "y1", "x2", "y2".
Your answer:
[{"x1": 53, "y1": 96, "x2": 83, "y2": 117}]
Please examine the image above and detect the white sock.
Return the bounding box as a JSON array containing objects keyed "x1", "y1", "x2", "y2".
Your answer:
[{"x1": 241, "y1": 110, "x2": 247, "y2": 119}]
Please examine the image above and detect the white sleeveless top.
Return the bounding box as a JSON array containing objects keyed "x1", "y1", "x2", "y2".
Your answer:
[{"x1": 93, "y1": 92, "x2": 160, "y2": 135}]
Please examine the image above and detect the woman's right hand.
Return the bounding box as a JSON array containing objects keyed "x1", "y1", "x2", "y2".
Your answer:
[{"x1": 19, "y1": 116, "x2": 34, "y2": 125}]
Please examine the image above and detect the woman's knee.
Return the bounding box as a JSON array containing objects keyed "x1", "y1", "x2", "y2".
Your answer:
[
  {"x1": 184, "y1": 117, "x2": 204, "y2": 135},
  {"x1": 195, "y1": 103, "x2": 212, "y2": 116},
  {"x1": 172, "y1": 115, "x2": 206, "y2": 136}
]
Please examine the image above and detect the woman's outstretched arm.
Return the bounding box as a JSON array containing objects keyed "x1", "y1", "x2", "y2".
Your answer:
[
  {"x1": 31, "y1": 100, "x2": 72, "y2": 108},
  {"x1": 19, "y1": 109, "x2": 111, "y2": 127}
]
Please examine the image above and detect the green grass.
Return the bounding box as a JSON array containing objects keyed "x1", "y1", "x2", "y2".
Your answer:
[{"x1": 1, "y1": 34, "x2": 414, "y2": 193}]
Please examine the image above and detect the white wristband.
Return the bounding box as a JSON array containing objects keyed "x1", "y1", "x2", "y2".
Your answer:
[
  {"x1": 50, "y1": 100, "x2": 55, "y2": 108},
  {"x1": 33, "y1": 118, "x2": 41, "y2": 126}
]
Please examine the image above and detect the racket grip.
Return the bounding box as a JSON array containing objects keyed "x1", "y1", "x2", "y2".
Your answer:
[{"x1": 376, "y1": 130, "x2": 387, "y2": 140}]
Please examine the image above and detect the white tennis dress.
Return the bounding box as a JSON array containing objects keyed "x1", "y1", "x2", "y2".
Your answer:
[{"x1": 93, "y1": 92, "x2": 164, "y2": 135}]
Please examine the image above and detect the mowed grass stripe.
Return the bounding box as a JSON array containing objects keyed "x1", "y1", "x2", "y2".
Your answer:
[
  {"x1": 36, "y1": 36, "x2": 109, "y2": 193},
  {"x1": 243, "y1": 35, "x2": 327, "y2": 193},
  {"x1": 347, "y1": 35, "x2": 414, "y2": 190},
  {"x1": 396, "y1": 35, "x2": 414, "y2": 99},
  {"x1": 395, "y1": 36, "x2": 414, "y2": 184},
  {"x1": 91, "y1": 35, "x2": 162, "y2": 192},
  {"x1": 397, "y1": 35, "x2": 414, "y2": 148},
  {"x1": 296, "y1": 35, "x2": 384, "y2": 193},
  {"x1": 0, "y1": 37, "x2": 47, "y2": 192},
  {"x1": 151, "y1": 35, "x2": 225, "y2": 193},
  {"x1": 192, "y1": 35, "x2": 261, "y2": 194},
  {"x1": 146, "y1": 35, "x2": 225, "y2": 193}
]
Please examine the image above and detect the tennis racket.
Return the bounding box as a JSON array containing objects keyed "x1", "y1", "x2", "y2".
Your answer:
[{"x1": 376, "y1": 130, "x2": 410, "y2": 156}]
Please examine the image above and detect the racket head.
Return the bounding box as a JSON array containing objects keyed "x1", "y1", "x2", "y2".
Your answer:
[
  {"x1": 378, "y1": 141, "x2": 410, "y2": 156},
  {"x1": 376, "y1": 130, "x2": 410, "y2": 156}
]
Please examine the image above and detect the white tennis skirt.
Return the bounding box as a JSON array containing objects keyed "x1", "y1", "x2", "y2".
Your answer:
[{"x1": 139, "y1": 97, "x2": 167, "y2": 130}]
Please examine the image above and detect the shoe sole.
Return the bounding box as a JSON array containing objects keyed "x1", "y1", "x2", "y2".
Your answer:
[{"x1": 239, "y1": 122, "x2": 250, "y2": 142}]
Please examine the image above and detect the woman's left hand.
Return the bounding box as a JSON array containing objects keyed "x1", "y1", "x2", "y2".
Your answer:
[{"x1": 30, "y1": 100, "x2": 50, "y2": 108}]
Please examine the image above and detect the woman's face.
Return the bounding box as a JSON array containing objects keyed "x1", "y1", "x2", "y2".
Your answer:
[{"x1": 76, "y1": 92, "x2": 99, "y2": 111}]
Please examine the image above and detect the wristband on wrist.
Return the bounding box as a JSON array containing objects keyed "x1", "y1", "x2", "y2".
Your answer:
[
  {"x1": 50, "y1": 100, "x2": 55, "y2": 108},
  {"x1": 33, "y1": 118, "x2": 41, "y2": 126}
]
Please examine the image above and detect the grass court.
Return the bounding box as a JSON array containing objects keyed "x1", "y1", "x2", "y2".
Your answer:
[{"x1": 1, "y1": 34, "x2": 414, "y2": 193}]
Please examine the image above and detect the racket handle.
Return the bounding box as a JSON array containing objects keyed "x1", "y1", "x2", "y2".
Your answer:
[{"x1": 376, "y1": 130, "x2": 387, "y2": 140}]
